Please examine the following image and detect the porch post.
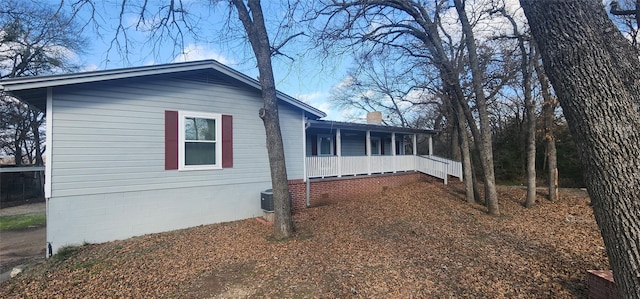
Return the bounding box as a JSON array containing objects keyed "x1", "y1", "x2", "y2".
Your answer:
[
  {"x1": 45, "y1": 87, "x2": 53, "y2": 259},
  {"x1": 302, "y1": 112, "x2": 307, "y2": 182},
  {"x1": 429, "y1": 135, "x2": 433, "y2": 156},
  {"x1": 391, "y1": 132, "x2": 397, "y2": 173},
  {"x1": 366, "y1": 130, "x2": 371, "y2": 175},
  {"x1": 391, "y1": 133, "x2": 396, "y2": 156},
  {"x1": 45, "y1": 87, "x2": 53, "y2": 200},
  {"x1": 336, "y1": 128, "x2": 342, "y2": 177}
]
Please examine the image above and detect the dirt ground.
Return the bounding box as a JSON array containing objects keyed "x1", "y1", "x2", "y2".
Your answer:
[
  {"x1": 0, "y1": 182, "x2": 608, "y2": 298},
  {"x1": 0, "y1": 203, "x2": 46, "y2": 275}
]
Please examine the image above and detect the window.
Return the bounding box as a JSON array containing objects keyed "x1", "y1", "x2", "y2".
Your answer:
[
  {"x1": 371, "y1": 137, "x2": 381, "y2": 155},
  {"x1": 165, "y1": 110, "x2": 233, "y2": 171},
  {"x1": 317, "y1": 134, "x2": 334, "y2": 156},
  {"x1": 395, "y1": 138, "x2": 406, "y2": 155},
  {"x1": 179, "y1": 111, "x2": 221, "y2": 170}
]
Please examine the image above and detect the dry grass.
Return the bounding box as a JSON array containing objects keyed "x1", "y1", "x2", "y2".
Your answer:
[{"x1": 0, "y1": 181, "x2": 607, "y2": 298}]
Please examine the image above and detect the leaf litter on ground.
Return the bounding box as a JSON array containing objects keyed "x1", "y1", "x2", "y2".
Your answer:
[{"x1": 0, "y1": 181, "x2": 608, "y2": 298}]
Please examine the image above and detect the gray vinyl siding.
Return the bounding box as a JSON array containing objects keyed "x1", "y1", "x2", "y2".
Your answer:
[
  {"x1": 46, "y1": 73, "x2": 305, "y2": 252},
  {"x1": 50, "y1": 74, "x2": 304, "y2": 197},
  {"x1": 341, "y1": 136, "x2": 366, "y2": 156},
  {"x1": 304, "y1": 135, "x2": 366, "y2": 156},
  {"x1": 279, "y1": 104, "x2": 304, "y2": 179}
]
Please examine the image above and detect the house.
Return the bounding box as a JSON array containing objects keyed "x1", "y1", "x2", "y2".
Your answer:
[{"x1": 0, "y1": 60, "x2": 460, "y2": 255}]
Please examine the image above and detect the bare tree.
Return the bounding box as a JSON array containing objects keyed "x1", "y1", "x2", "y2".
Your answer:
[
  {"x1": 521, "y1": 0, "x2": 640, "y2": 297},
  {"x1": 0, "y1": 0, "x2": 87, "y2": 78},
  {"x1": 452, "y1": 0, "x2": 501, "y2": 213},
  {"x1": 331, "y1": 51, "x2": 442, "y2": 128},
  {"x1": 491, "y1": 4, "x2": 537, "y2": 207},
  {"x1": 533, "y1": 50, "x2": 559, "y2": 201},
  {"x1": 314, "y1": 0, "x2": 505, "y2": 214},
  {"x1": 230, "y1": 0, "x2": 294, "y2": 239},
  {"x1": 1, "y1": 0, "x2": 85, "y2": 173},
  {"x1": 609, "y1": 0, "x2": 640, "y2": 52}
]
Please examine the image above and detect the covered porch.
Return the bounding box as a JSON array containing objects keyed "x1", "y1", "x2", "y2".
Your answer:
[{"x1": 304, "y1": 120, "x2": 462, "y2": 184}]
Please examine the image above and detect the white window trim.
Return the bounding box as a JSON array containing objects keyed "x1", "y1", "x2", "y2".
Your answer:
[
  {"x1": 317, "y1": 134, "x2": 334, "y2": 156},
  {"x1": 178, "y1": 110, "x2": 222, "y2": 171}
]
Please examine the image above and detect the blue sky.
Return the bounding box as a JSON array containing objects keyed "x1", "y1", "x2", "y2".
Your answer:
[{"x1": 66, "y1": 1, "x2": 352, "y2": 121}]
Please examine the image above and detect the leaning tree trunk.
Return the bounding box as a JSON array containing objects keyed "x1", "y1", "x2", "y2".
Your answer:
[
  {"x1": 521, "y1": 1, "x2": 640, "y2": 297},
  {"x1": 534, "y1": 53, "x2": 559, "y2": 201},
  {"x1": 453, "y1": 0, "x2": 500, "y2": 215},
  {"x1": 455, "y1": 100, "x2": 475, "y2": 204},
  {"x1": 232, "y1": 0, "x2": 294, "y2": 239},
  {"x1": 450, "y1": 120, "x2": 461, "y2": 161}
]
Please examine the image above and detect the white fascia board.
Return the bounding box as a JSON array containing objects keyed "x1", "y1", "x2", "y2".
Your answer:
[{"x1": 0, "y1": 61, "x2": 215, "y2": 91}]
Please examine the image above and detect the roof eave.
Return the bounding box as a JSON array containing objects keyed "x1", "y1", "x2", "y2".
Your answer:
[
  {"x1": 0, "y1": 60, "x2": 326, "y2": 119},
  {"x1": 307, "y1": 119, "x2": 437, "y2": 135}
]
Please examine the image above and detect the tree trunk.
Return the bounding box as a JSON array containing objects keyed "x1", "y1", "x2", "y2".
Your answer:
[
  {"x1": 524, "y1": 90, "x2": 536, "y2": 208},
  {"x1": 453, "y1": 0, "x2": 500, "y2": 215},
  {"x1": 450, "y1": 119, "x2": 461, "y2": 161},
  {"x1": 31, "y1": 110, "x2": 45, "y2": 195},
  {"x1": 504, "y1": 10, "x2": 537, "y2": 208},
  {"x1": 521, "y1": 1, "x2": 640, "y2": 297},
  {"x1": 232, "y1": 0, "x2": 294, "y2": 239},
  {"x1": 13, "y1": 134, "x2": 23, "y2": 166},
  {"x1": 456, "y1": 100, "x2": 475, "y2": 204},
  {"x1": 470, "y1": 150, "x2": 482, "y2": 205},
  {"x1": 523, "y1": 47, "x2": 536, "y2": 208},
  {"x1": 534, "y1": 53, "x2": 559, "y2": 201}
]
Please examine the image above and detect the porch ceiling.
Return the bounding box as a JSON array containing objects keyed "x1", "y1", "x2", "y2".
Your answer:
[{"x1": 307, "y1": 119, "x2": 437, "y2": 135}]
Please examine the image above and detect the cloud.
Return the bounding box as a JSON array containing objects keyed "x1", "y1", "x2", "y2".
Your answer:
[
  {"x1": 295, "y1": 90, "x2": 351, "y2": 121},
  {"x1": 80, "y1": 64, "x2": 100, "y2": 72},
  {"x1": 172, "y1": 44, "x2": 233, "y2": 64},
  {"x1": 295, "y1": 91, "x2": 325, "y2": 103},
  {"x1": 333, "y1": 76, "x2": 354, "y2": 91},
  {"x1": 437, "y1": 0, "x2": 527, "y2": 44}
]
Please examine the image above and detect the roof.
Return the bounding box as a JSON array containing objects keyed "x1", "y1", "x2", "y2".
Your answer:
[
  {"x1": 0, "y1": 60, "x2": 326, "y2": 119},
  {"x1": 307, "y1": 119, "x2": 437, "y2": 135}
]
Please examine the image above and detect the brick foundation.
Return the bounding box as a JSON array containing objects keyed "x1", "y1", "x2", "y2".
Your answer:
[
  {"x1": 288, "y1": 172, "x2": 436, "y2": 211},
  {"x1": 587, "y1": 270, "x2": 619, "y2": 299}
]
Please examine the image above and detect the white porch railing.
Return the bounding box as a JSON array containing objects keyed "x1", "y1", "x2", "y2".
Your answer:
[
  {"x1": 340, "y1": 156, "x2": 369, "y2": 175},
  {"x1": 420, "y1": 155, "x2": 463, "y2": 181},
  {"x1": 415, "y1": 156, "x2": 449, "y2": 184},
  {"x1": 306, "y1": 155, "x2": 462, "y2": 184}
]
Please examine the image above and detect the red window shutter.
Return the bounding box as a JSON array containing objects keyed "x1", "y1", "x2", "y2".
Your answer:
[
  {"x1": 222, "y1": 115, "x2": 233, "y2": 168},
  {"x1": 165, "y1": 110, "x2": 179, "y2": 170}
]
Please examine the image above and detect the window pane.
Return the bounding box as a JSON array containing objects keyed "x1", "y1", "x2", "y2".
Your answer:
[
  {"x1": 371, "y1": 139, "x2": 380, "y2": 155},
  {"x1": 185, "y1": 142, "x2": 216, "y2": 165},
  {"x1": 319, "y1": 136, "x2": 332, "y2": 155},
  {"x1": 185, "y1": 117, "x2": 216, "y2": 141},
  {"x1": 185, "y1": 118, "x2": 197, "y2": 140}
]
